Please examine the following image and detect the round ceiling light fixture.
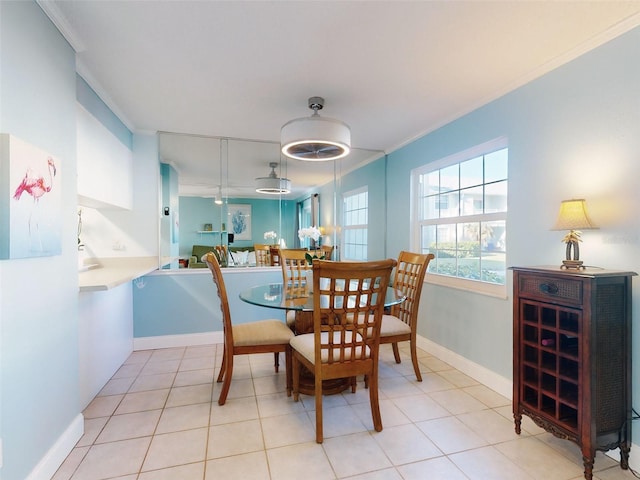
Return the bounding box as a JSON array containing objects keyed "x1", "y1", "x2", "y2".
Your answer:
[
  {"x1": 281, "y1": 96, "x2": 351, "y2": 161},
  {"x1": 255, "y1": 162, "x2": 291, "y2": 195}
]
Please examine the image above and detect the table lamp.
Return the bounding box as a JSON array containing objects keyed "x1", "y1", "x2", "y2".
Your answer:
[{"x1": 552, "y1": 199, "x2": 598, "y2": 269}]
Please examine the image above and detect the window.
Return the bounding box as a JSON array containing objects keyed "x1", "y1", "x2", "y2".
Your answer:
[
  {"x1": 297, "y1": 194, "x2": 320, "y2": 248},
  {"x1": 342, "y1": 187, "x2": 368, "y2": 260},
  {"x1": 411, "y1": 138, "x2": 508, "y2": 296}
]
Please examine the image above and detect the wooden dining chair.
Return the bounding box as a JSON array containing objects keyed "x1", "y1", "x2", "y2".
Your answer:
[
  {"x1": 253, "y1": 243, "x2": 271, "y2": 266},
  {"x1": 279, "y1": 248, "x2": 313, "y2": 331},
  {"x1": 204, "y1": 252, "x2": 294, "y2": 405},
  {"x1": 290, "y1": 259, "x2": 395, "y2": 443},
  {"x1": 318, "y1": 245, "x2": 334, "y2": 260},
  {"x1": 280, "y1": 248, "x2": 313, "y2": 285},
  {"x1": 379, "y1": 251, "x2": 434, "y2": 381}
]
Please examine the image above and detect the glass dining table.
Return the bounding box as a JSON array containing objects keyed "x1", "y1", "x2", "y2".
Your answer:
[
  {"x1": 239, "y1": 282, "x2": 406, "y2": 395},
  {"x1": 239, "y1": 282, "x2": 406, "y2": 334}
]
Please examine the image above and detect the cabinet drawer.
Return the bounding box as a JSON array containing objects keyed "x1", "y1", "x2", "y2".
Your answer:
[{"x1": 518, "y1": 274, "x2": 583, "y2": 306}]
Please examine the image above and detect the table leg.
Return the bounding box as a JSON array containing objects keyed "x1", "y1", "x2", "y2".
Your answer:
[{"x1": 294, "y1": 310, "x2": 314, "y2": 335}]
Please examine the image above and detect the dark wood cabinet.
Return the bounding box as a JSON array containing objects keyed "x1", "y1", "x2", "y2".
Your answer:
[{"x1": 512, "y1": 266, "x2": 635, "y2": 480}]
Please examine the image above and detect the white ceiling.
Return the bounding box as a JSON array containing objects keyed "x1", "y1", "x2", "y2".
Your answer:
[{"x1": 42, "y1": 0, "x2": 640, "y2": 198}]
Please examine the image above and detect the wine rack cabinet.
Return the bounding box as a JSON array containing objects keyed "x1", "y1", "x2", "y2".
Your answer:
[{"x1": 512, "y1": 266, "x2": 635, "y2": 480}]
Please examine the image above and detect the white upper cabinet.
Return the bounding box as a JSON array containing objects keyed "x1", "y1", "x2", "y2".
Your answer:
[{"x1": 77, "y1": 103, "x2": 133, "y2": 209}]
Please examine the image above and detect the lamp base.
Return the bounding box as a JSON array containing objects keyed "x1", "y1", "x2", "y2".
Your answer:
[{"x1": 560, "y1": 259, "x2": 585, "y2": 270}]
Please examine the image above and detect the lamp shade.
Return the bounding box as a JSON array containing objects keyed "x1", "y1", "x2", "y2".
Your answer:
[{"x1": 552, "y1": 199, "x2": 598, "y2": 231}]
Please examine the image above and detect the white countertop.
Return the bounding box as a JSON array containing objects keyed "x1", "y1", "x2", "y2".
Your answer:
[{"x1": 78, "y1": 257, "x2": 161, "y2": 292}]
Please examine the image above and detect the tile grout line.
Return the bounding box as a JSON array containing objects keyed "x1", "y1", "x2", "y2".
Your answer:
[{"x1": 56, "y1": 344, "x2": 627, "y2": 480}]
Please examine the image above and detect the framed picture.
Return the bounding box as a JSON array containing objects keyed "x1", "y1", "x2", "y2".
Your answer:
[
  {"x1": 0, "y1": 134, "x2": 62, "y2": 259},
  {"x1": 227, "y1": 204, "x2": 251, "y2": 241}
]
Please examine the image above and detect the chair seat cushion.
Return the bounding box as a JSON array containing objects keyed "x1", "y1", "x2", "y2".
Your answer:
[
  {"x1": 380, "y1": 314, "x2": 411, "y2": 337},
  {"x1": 290, "y1": 331, "x2": 370, "y2": 364},
  {"x1": 233, "y1": 319, "x2": 294, "y2": 346}
]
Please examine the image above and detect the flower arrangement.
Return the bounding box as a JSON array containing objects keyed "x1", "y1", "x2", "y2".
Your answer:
[
  {"x1": 298, "y1": 226, "x2": 324, "y2": 263},
  {"x1": 264, "y1": 231, "x2": 278, "y2": 244},
  {"x1": 298, "y1": 226, "x2": 321, "y2": 242}
]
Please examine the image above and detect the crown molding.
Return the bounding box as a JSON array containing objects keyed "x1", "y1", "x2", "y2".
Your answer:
[
  {"x1": 76, "y1": 60, "x2": 136, "y2": 133},
  {"x1": 37, "y1": 1, "x2": 85, "y2": 52}
]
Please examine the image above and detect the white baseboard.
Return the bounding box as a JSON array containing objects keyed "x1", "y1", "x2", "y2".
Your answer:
[
  {"x1": 133, "y1": 331, "x2": 223, "y2": 351},
  {"x1": 26, "y1": 414, "x2": 84, "y2": 480},
  {"x1": 416, "y1": 335, "x2": 512, "y2": 399},
  {"x1": 416, "y1": 335, "x2": 640, "y2": 472}
]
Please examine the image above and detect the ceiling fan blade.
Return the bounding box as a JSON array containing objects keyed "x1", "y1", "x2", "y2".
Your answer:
[{"x1": 288, "y1": 142, "x2": 344, "y2": 160}]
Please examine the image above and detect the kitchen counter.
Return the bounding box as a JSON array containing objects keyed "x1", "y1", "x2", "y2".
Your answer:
[{"x1": 79, "y1": 256, "x2": 161, "y2": 292}]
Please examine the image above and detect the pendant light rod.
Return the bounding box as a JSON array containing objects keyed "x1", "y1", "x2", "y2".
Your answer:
[{"x1": 214, "y1": 139, "x2": 224, "y2": 205}]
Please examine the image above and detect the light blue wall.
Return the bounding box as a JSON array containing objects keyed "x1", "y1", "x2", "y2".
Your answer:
[
  {"x1": 132, "y1": 21, "x2": 640, "y2": 459},
  {"x1": 0, "y1": 2, "x2": 80, "y2": 479},
  {"x1": 279, "y1": 198, "x2": 298, "y2": 249},
  {"x1": 178, "y1": 196, "x2": 296, "y2": 257},
  {"x1": 338, "y1": 158, "x2": 387, "y2": 260},
  {"x1": 179, "y1": 196, "x2": 227, "y2": 257},
  {"x1": 292, "y1": 159, "x2": 387, "y2": 261},
  {"x1": 133, "y1": 269, "x2": 285, "y2": 338},
  {"x1": 385, "y1": 27, "x2": 640, "y2": 387}
]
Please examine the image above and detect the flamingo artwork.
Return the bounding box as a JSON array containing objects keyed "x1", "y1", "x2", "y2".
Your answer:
[
  {"x1": 12, "y1": 156, "x2": 57, "y2": 251},
  {"x1": 13, "y1": 156, "x2": 57, "y2": 201}
]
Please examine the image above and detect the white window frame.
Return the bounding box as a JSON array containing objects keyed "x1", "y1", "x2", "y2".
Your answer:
[
  {"x1": 342, "y1": 186, "x2": 368, "y2": 261},
  {"x1": 410, "y1": 137, "x2": 508, "y2": 298}
]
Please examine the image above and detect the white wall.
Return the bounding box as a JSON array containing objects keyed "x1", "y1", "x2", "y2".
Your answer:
[
  {"x1": 77, "y1": 103, "x2": 133, "y2": 210},
  {"x1": 80, "y1": 134, "x2": 159, "y2": 260},
  {"x1": 77, "y1": 133, "x2": 159, "y2": 413},
  {"x1": 79, "y1": 285, "x2": 134, "y2": 409}
]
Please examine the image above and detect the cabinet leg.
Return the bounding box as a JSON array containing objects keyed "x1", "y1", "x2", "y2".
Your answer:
[
  {"x1": 582, "y1": 455, "x2": 594, "y2": 480},
  {"x1": 620, "y1": 443, "x2": 630, "y2": 470},
  {"x1": 514, "y1": 412, "x2": 522, "y2": 435}
]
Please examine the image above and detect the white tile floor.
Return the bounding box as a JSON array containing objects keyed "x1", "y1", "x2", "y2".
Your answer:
[{"x1": 53, "y1": 343, "x2": 636, "y2": 480}]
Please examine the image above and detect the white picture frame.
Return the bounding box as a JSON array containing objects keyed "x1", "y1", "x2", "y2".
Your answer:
[
  {"x1": 1, "y1": 134, "x2": 62, "y2": 259},
  {"x1": 227, "y1": 204, "x2": 251, "y2": 241}
]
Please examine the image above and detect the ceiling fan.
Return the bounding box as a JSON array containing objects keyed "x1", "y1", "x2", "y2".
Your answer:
[{"x1": 281, "y1": 97, "x2": 351, "y2": 161}]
